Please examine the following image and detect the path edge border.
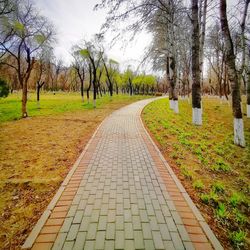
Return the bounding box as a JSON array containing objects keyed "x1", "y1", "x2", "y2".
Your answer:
[
  {"x1": 139, "y1": 99, "x2": 223, "y2": 250},
  {"x1": 21, "y1": 118, "x2": 106, "y2": 249}
]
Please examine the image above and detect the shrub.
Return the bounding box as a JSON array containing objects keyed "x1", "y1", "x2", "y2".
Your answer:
[
  {"x1": 230, "y1": 192, "x2": 243, "y2": 207},
  {"x1": 216, "y1": 203, "x2": 229, "y2": 220},
  {"x1": 212, "y1": 182, "x2": 225, "y2": 193},
  {"x1": 229, "y1": 230, "x2": 247, "y2": 247},
  {"x1": 193, "y1": 180, "x2": 205, "y2": 190}
]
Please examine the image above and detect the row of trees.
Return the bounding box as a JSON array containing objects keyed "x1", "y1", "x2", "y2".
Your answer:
[
  {"x1": 97, "y1": 0, "x2": 249, "y2": 147},
  {"x1": 0, "y1": 1, "x2": 159, "y2": 112}
]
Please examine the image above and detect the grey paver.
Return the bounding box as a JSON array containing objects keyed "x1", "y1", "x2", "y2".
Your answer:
[
  {"x1": 79, "y1": 216, "x2": 90, "y2": 232},
  {"x1": 104, "y1": 240, "x2": 115, "y2": 250},
  {"x1": 73, "y1": 232, "x2": 86, "y2": 250},
  {"x1": 170, "y1": 232, "x2": 185, "y2": 250},
  {"x1": 134, "y1": 230, "x2": 144, "y2": 249},
  {"x1": 124, "y1": 222, "x2": 133, "y2": 239},
  {"x1": 115, "y1": 231, "x2": 125, "y2": 249},
  {"x1": 142, "y1": 223, "x2": 152, "y2": 239},
  {"x1": 106, "y1": 223, "x2": 115, "y2": 240},
  {"x1": 125, "y1": 240, "x2": 135, "y2": 250},
  {"x1": 52, "y1": 233, "x2": 67, "y2": 250},
  {"x1": 62, "y1": 241, "x2": 74, "y2": 250},
  {"x1": 144, "y1": 240, "x2": 155, "y2": 250},
  {"x1": 95, "y1": 231, "x2": 105, "y2": 249},
  {"x1": 152, "y1": 231, "x2": 165, "y2": 249},
  {"x1": 86, "y1": 223, "x2": 98, "y2": 240},
  {"x1": 66, "y1": 224, "x2": 80, "y2": 241},
  {"x1": 98, "y1": 216, "x2": 107, "y2": 231}
]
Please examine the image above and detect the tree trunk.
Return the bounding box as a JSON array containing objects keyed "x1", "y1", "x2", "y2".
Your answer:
[
  {"x1": 192, "y1": 0, "x2": 202, "y2": 125},
  {"x1": 22, "y1": 81, "x2": 28, "y2": 118},
  {"x1": 220, "y1": 0, "x2": 245, "y2": 146},
  {"x1": 169, "y1": 56, "x2": 178, "y2": 113},
  {"x1": 129, "y1": 78, "x2": 133, "y2": 96},
  {"x1": 247, "y1": 48, "x2": 250, "y2": 117},
  {"x1": 199, "y1": 0, "x2": 208, "y2": 94},
  {"x1": 87, "y1": 64, "x2": 92, "y2": 104}
]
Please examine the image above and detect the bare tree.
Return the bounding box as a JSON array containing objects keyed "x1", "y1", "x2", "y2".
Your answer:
[
  {"x1": 220, "y1": 0, "x2": 245, "y2": 146},
  {"x1": 0, "y1": 0, "x2": 54, "y2": 117},
  {"x1": 72, "y1": 45, "x2": 86, "y2": 102}
]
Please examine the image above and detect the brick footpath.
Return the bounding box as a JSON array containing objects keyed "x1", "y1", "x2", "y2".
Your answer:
[{"x1": 22, "y1": 98, "x2": 223, "y2": 250}]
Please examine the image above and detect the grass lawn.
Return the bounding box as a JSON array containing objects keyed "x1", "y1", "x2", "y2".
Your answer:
[
  {"x1": 0, "y1": 91, "x2": 150, "y2": 249},
  {"x1": 142, "y1": 97, "x2": 250, "y2": 249}
]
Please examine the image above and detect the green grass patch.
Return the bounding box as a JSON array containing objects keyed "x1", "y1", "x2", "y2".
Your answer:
[
  {"x1": 142, "y1": 97, "x2": 250, "y2": 248},
  {"x1": 0, "y1": 91, "x2": 151, "y2": 122}
]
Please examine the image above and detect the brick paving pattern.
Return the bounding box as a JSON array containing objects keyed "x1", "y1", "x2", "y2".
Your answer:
[{"x1": 23, "y1": 99, "x2": 222, "y2": 250}]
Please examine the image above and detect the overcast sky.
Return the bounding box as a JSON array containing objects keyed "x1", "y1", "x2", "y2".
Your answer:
[{"x1": 35, "y1": 0, "x2": 152, "y2": 70}]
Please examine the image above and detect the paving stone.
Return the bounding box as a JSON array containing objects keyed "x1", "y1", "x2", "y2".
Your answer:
[
  {"x1": 170, "y1": 232, "x2": 185, "y2": 250},
  {"x1": 142, "y1": 223, "x2": 152, "y2": 239},
  {"x1": 98, "y1": 216, "x2": 107, "y2": 231},
  {"x1": 62, "y1": 241, "x2": 74, "y2": 250},
  {"x1": 163, "y1": 241, "x2": 175, "y2": 250},
  {"x1": 86, "y1": 223, "x2": 98, "y2": 240},
  {"x1": 73, "y1": 232, "x2": 86, "y2": 250},
  {"x1": 90, "y1": 209, "x2": 100, "y2": 223},
  {"x1": 152, "y1": 231, "x2": 165, "y2": 249},
  {"x1": 72, "y1": 210, "x2": 84, "y2": 224},
  {"x1": 159, "y1": 224, "x2": 171, "y2": 240},
  {"x1": 134, "y1": 231, "x2": 144, "y2": 249},
  {"x1": 116, "y1": 216, "x2": 124, "y2": 230},
  {"x1": 132, "y1": 216, "x2": 142, "y2": 230},
  {"x1": 66, "y1": 224, "x2": 80, "y2": 241},
  {"x1": 95, "y1": 231, "x2": 105, "y2": 249},
  {"x1": 144, "y1": 240, "x2": 155, "y2": 250},
  {"x1": 139, "y1": 210, "x2": 149, "y2": 222},
  {"x1": 84, "y1": 241, "x2": 95, "y2": 250},
  {"x1": 67, "y1": 205, "x2": 78, "y2": 218},
  {"x1": 124, "y1": 209, "x2": 132, "y2": 222},
  {"x1": 166, "y1": 217, "x2": 178, "y2": 232},
  {"x1": 104, "y1": 240, "x2": 115, "y2": 250},
  {"x1": 79, "y1": 216, "x2": 90, "y2": 232},
  {"x1": 52, "y1": 233, "x2": 67, "y2": 250},
  {"x1": 124, "y1": 223, "x2": 133, "y2": 239},
  {"x1": 106, "y1": 223, "x2": 115, "y2": 240},
  {"x1": 125, "y1": 240, "x2": 135, "y2": 250},
  {"x1": 177, "y1": 225, "x2": 190, "y2": 241},
  {"x1": 115, "y1": 231, "x2": 125, "y2": 249},
  {"x1": 60, "y1": 217, "x2": 74, "y2": 233}
]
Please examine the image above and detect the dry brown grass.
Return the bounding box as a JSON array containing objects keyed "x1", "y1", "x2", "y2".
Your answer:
[{"x1": 0, "y1": 96, "x2": 147, "y2": 249}]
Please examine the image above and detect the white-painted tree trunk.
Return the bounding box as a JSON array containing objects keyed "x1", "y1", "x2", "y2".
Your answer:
[
  {"x1": 93, "y1": 99, "x2": 96, "y2": 108},
  {"x1": 234, "y1": 118, "x2": 245, "y2": 147},
  {"x1": 173, "y1": 100, "x2": 179, "y2": 113},
  {"x1": 192, "y1": 108, "x2": 202, "y2": 125},
  {"x1": 169, "y1": 100, "x2": 174, "y2": 110},
  {"x1": 247, "y1": 105, "x2": 250, "y2": 118}
]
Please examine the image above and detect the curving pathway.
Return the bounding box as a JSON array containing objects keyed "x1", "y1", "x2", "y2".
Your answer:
[{"x1": 23, "y1": 98, "x2": 223, "y2": 250}]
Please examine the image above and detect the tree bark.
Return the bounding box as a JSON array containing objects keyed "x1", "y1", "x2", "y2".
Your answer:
[
  {"x1": 129, "y1": 78, "x2": 133, "y2": 96},
  {"x1": 191, "y1": 0, "x2": 202, "y2": 125},
  {"x1": 87, "y1": 64, "x2": 92, "y2": 104},
  {"x1": 199, "y1": 0, "x2": 208, "y2": 92},
  {"x1": 37, "y1": 81, "x2": 45, "y2": 103},
  {"x1": 247, "y1": 47, "x2": 250, "y2": 117},
  {"x1": 220, "y1": 0, "x2": 245, "y2": 146},
  {"x1": 21, "y1": 80, "x2": 28, "y2": 118}
]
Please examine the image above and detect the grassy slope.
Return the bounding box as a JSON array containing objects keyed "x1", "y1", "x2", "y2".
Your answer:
[
  {"x1": 142, "y1": 97, "x2": 250, "y2": 249},
  {"x1": 0, "y1": 92, "x2": 150, "y2": 249}
]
